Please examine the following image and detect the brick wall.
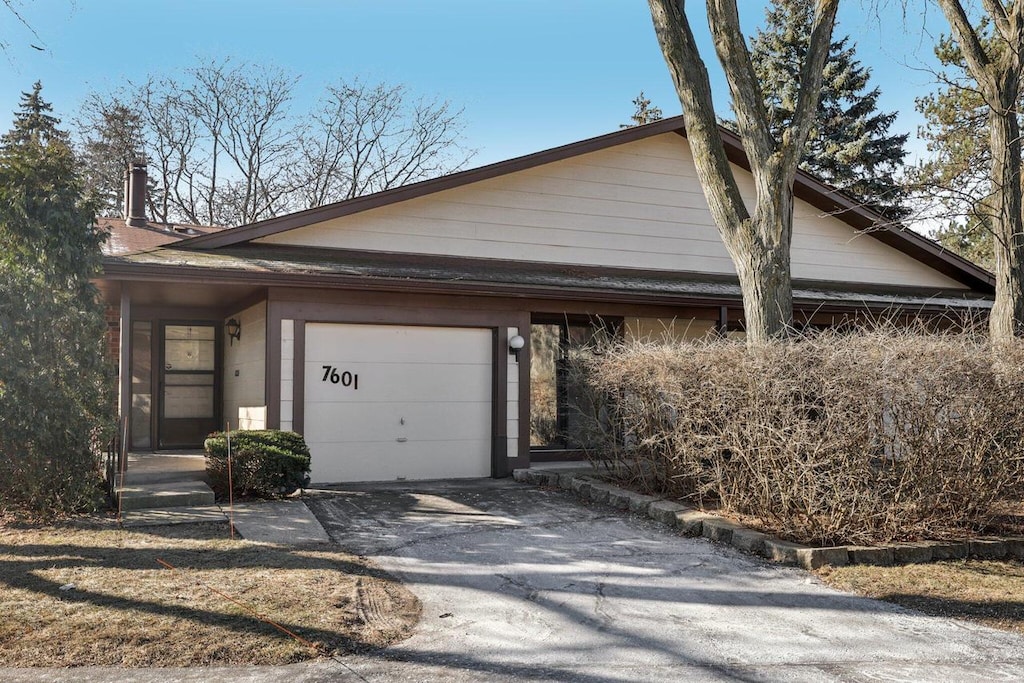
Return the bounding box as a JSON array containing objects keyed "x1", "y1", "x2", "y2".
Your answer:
[{"x1": 105, "y1": 305, "x2": 120, "y2": 367}]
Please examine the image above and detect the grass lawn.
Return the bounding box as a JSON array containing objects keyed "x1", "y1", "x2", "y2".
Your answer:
[
  {"x1": 0, "y1": 519, "x2": 420, "y2": 667},
  {"x1": 817, "y1": 559, "x2": 1024, "y2": 635}
]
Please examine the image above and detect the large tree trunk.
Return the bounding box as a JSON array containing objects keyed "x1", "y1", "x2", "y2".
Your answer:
[
  {"x1": 648, "y1": 0, "x2": 837, "y2": 345},
  {"x1": 988, "y1": 89, "x2": 1024, "y2": 339},
  {"x1": 934, "y1": 0, "x2": 1024, "y2": 339},
  {"x1": 725, "y1": 182, "x2": 795, "y2": 345}
]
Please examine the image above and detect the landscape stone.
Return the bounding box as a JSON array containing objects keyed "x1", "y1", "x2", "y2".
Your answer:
[
  {"x1": 647, "y1": 500, "x2": 687, "y2": 528},
  {"x1": 730, "y1": 528, "x2": 770, "y2": 554},
  {"x1": 763, "y1": 539, "x2": 805, "y2": 564},
  {"x1": 626, "y1": 491, "x2": 661, "y2": 513},
  {"x1": 587, "y1": 481, "x2": 616, "y2": 505},
  {"x1": 557, "y1": 472, "x2": 576, "y2": 490},
  {"x1": 1004, "y1": 537, "x2": 1024, "y2": 560},
  {"x1": 930, "y1": 542, "x2": 969, "y2": 560},
  {"x1": 796, "y1": 546, "x2": 850, "y2": 570},
  {"x1": 570, "y1": 477, "x2": 593, "y2": 498},
  {"x1": 892, "y1": 543, "x2": 933, "y2": 564},
  {"x1": 675, "y1": 509, "x2": 713, "y2": 536},
  {"x1": 701, "y1": 517, "x2": 745, "y2": 544},
  {"x1": 848, "y1": 546, "x2": 895, "y2": 566},
  {"x1": 604, "y1": 486, "x2": 633, "y2": 510},
  {"x1": 970, "y1": 539, "x2": 1008, "y2": 560}
]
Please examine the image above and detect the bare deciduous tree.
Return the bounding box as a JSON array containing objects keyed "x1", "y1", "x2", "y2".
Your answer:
[
  {"x1": 647, "y1": 0, "x2": 839, "y2": 344},
  {"x1": 928, "y1": 0, "x2": 1024, "y2": 340},
  {"x1": 76, "y1": 62, "x2": 472, "y2": 227},
  {"x1": 295, "y1": 79, "x2": 471, "y2": 209}
]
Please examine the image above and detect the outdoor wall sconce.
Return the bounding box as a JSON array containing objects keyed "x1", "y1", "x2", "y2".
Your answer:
[
  {"x1": 508, "y1": 334, "x2": 525, "y2": 361},
  {"x1": 226, "y1": 318, "x2": 242, "y2": 346}
]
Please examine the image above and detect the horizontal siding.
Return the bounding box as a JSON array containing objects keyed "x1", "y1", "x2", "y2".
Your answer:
[{"x1": 258, "y1": 134, "x2": 967, "y2": 290}]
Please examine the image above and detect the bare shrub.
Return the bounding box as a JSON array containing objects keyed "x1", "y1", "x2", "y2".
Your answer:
[{"x1": 572, "y1": 329, "x2": 1024, "y2": 546}]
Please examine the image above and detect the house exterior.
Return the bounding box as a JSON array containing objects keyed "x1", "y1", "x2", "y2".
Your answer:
[{"x1": 97, "y1": 117, "x2": 995, "y2": 484}]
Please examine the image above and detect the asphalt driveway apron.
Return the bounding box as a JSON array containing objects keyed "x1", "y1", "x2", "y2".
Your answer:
[{"x1": 307, "y1": 478, "x2": 1024, "y2": 682}]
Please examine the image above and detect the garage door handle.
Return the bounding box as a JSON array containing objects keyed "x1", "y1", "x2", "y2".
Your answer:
[{"x1": 396, "y1": 437, "x2": 408, "y2": 443}]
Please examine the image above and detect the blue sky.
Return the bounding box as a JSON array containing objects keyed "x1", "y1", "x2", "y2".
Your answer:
[{"x1": 0, "y1": 1, "x2": 952, "y2": 167}]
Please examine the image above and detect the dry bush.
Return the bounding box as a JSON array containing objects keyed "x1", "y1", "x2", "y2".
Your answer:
[{"x1": 571, "y1": 329, "x2": 1024, "y2": 546}]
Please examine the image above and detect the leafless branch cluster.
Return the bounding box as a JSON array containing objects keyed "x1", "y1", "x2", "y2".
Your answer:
[
  {"x1": 76, "y1": 59, "x2": 472, "y2": 226},
  {"x1": 570, "y1": 328, "x2": 1024, "y2": 546}
]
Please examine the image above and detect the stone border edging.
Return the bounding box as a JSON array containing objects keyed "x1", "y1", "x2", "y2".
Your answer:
[{"x1": 512, "y1": 468, "x2": 1024, "y2": 570}]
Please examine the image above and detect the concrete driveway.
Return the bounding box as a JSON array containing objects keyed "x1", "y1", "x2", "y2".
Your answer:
[{"x1": 304, "y1": 478, "x2": 1024, "y2": 682}]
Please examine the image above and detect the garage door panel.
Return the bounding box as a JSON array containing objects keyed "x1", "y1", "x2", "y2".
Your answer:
[
  {"x1": 304, "y1": 361, "x2": 491, "y2": 403},
  {"x1": 310, "y1": 440, "x2": 492, "y2": 483},
  {"x1": 304, "y1": 401, "x2": 491, "y2": 442},
  {"x1": 303, "y1": 323, "x2": 493, "y2": 483},
  {"x1": 306, "y1": 325, "x2": 491, "y2": 365}
]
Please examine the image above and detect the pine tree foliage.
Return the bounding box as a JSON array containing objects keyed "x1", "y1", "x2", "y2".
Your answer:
[
  {"x1": 621, "y1": 91, "x2": 664, "y2": 128},
  {"x1": 914, "y1": 30, "x2": 1001, "y2": 270},
  {"x1": 0, "y1": 82, "x2": 113, "y2": 514},
  {"x1": 749, "y1": 0, "x2": 909, "y2": 219}
]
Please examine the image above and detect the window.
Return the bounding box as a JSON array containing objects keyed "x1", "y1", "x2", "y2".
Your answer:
[{"x1": 530, "y1": 316, "x2": 619, "y2": 450}]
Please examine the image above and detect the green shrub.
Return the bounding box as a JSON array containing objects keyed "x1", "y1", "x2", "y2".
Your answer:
[
  {"x1": 204, "y1": 430, "x2": 311, "y2": 500},
  {"x1": 572, "y1": 329, "x2": 1024, "y2": 546}
]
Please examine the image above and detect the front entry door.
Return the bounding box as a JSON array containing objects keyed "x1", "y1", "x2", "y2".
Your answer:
[{"x1": 158, "y1": 323, "x2": 219, "y2": 449}]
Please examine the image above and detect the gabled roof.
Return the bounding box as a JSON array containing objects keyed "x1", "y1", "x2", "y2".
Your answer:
[{"x1": 164, "y1": 116, "x2": 995, "y2": 293}]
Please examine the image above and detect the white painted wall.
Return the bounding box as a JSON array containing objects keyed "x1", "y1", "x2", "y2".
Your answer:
[
  {"x1": 507, "y1": 326, "x2": 520, "y2": 459},
  {"x1": 280, "y1": 319, "x2": 294, "y2": 432},
  {"x1": 222, "y1": 301, "x2": 266, "y2": 432},
  {"x1": 257, "y1": 134, "x2": 967, "y2": 291},
  {"x1": 303, "y1": 323, "x2": 492, "y2": 483}
]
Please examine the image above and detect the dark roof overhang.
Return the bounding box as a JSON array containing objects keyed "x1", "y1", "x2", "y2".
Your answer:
[{"x1": 100, "y1": 244, "x2": 992, "y2": 315}]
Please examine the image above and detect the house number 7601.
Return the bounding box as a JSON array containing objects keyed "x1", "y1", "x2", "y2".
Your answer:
[{"x1": 321, "y1": 365, "x2": 358, "y2": 389}]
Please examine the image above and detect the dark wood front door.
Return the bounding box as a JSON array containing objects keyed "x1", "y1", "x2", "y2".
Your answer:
[{"x1": 158, "y1": 323, "x2": 219, "y2": 449}]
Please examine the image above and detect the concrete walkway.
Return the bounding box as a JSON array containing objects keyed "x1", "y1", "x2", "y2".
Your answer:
[{"x1": 120, "y1": 498, "x2": 331, "y2": 545}]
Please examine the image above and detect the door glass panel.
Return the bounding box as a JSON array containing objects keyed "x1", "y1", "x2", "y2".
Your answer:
[
  {"x1": 163, "y1": 384, "x2": 214, "y2": 419},
  {"x1": 160, "y1": 323, "x2": 218, "y2": 447},
  {"x1": 130, "y1": 321, "x2": 152, "y2": 449},
  {"x1": 164, "y1": 325, "x2": 215, "y2": 371}
]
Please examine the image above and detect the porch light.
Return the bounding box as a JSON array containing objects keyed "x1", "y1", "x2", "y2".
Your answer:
[
  {"x1": 508, "y1": 334, "x2": 525, "y2": 361},
  {"x1": 226, "y1": 318, "x2": 241, "y2": 345}
]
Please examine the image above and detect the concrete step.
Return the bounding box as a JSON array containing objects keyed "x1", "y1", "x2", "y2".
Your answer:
[
  {"x1": 117, "y1": 481, "x2": 216, "y2": 511},
  {"x1": 120, "y1": 505, "x2": 226, "y2": 527}
]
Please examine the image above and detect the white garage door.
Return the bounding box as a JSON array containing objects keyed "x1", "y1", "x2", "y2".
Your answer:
[{"x1": 303, "y1": 323, "x2": 493, "y2": 483}]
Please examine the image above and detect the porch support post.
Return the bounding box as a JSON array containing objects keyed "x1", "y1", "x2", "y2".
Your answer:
[{"x1": 717, "y1": 305, "x2": 729, "y2": 337}]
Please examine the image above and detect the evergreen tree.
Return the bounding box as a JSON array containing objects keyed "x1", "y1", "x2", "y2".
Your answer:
[
  {"x1": 76, "y1": 96, "x2": 146, "y2": 217},
  {"x1": 749, "y1": 0, "x2": 909, "y2": 219},
  {"x1": 621, "y1": 91, "x2": 664, "y2": 128},
  {"x1": 914, "y1": 30, "x2": 1001, "y2": 270},
  {"x1": 0, "y1": 82, "x2": 113, "y2": 514}
]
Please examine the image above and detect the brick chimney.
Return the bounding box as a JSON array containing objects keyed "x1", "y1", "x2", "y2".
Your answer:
[{"x1": 123, "y1": 160, "x2": 148, "y2": 227}]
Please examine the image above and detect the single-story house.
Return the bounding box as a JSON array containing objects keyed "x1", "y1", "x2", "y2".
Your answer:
[{"x1": 97, "y1": 116, "x2": 995, "y2": 484}]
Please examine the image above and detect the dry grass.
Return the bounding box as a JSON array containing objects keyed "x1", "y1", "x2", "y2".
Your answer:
[
  {"x1": 818, "y1": 560, "x2": 1024, "y2": 635},
  {"x1": 0, "y1": 520, "x2": 420, "y2": 667}
]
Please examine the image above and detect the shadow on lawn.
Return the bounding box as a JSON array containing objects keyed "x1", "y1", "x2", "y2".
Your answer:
[{"x1": 0, "y1": 522, "x2": 413, "y2": 659}]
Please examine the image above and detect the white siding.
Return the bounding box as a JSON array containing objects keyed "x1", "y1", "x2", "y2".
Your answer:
[
  {"x1": 507, "y1": 327, "x2": 519, "y2": 459},
  {"x1": 223, "y1": 301, "x2": 266, "y2": 431},
  {"x1": 280, "y1": 319, "x2": 294, "y2": 432},
  {"x1": 257, "y1": 134, "x2": 967, "y2": 291}
]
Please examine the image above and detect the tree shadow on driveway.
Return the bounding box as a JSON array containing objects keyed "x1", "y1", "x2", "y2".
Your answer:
[{"x1": 307, "y1": 480, "x2": 1024, "y2": 682}]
